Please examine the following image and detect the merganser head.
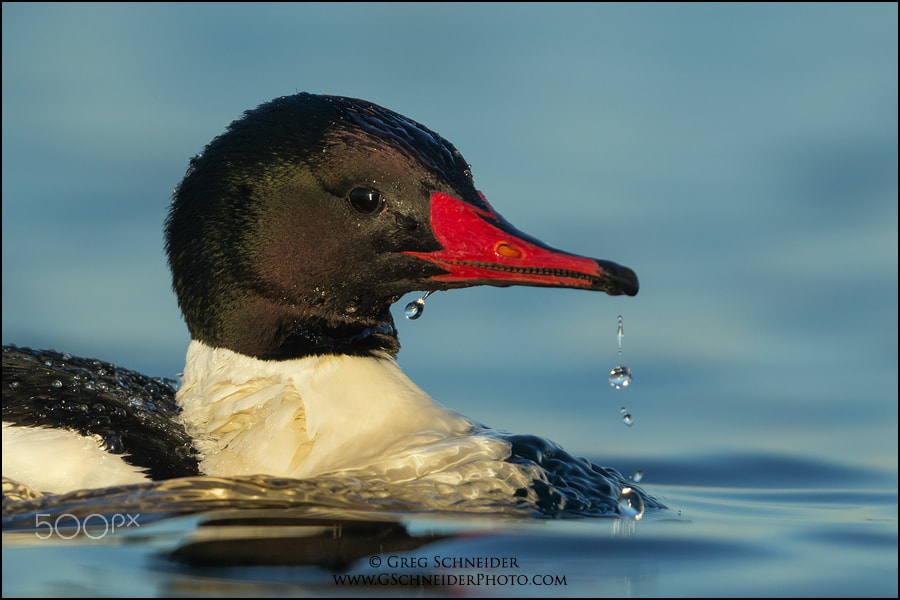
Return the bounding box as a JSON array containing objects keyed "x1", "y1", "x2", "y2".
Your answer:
[{"x1": 165, "y1": 93, "x2": 638, "y2": 360}]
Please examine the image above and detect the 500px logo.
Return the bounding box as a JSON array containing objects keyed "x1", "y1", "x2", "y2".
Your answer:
[{"x1": 35, "y1": 513, "x2": 141, "y2": 540}]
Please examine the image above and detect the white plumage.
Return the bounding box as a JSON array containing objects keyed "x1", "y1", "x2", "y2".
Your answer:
[{"x1": 1, "y1": 422, "x2": 150, "y2": 494}]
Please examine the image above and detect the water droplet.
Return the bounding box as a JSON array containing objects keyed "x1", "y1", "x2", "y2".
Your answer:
[
  {"x1": 9, "y1": 381, "x2": 20, "y2": 389},
  {"x1": 632, "y1": 470, "x2": 643, "y2": 482},
  {"x1": 51, "y1": 379, "x2": 63, "y2": 388},
  {"x1": 104, "y1": 434, "x2": 124, "y2": 454},
  {"x1": 617, "y1": 486, "x2": 644, "y2": 520},
  {"x1": 609, "y1": 366, "x2": 632, "y2": 389},
  {"x1": 404, "y1": 291, "x2": 433, "y2": 320},
  {"x1": 405, "y1": 299, "x2": 425, "y2": 319},
  {"x1": 622, "y1": 413, "x2": 634, "y2": 427},
  {"x1": 616, "y1": 315, "x2": 624, "y2": 355},
  {"x1": 88, "y1": 416, "x2": 111, "y2": 430}
]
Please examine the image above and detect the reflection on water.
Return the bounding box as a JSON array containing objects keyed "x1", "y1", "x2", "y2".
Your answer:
[
  {"x1": 167, "y1": 513, "x2": 445, "y2": 570},
  {"x1": 2, "y1": 455, "x2": 895, "y2": 598}
]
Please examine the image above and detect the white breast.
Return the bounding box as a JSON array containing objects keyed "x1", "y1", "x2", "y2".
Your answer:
[
  {"x1": 177, "y1": 341, "x2": 523, "y2": 483},
  {"x1": 2, "y1": 342, "x2": 542, "y2": 496}
]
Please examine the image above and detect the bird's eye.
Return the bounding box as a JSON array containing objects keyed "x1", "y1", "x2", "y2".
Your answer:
[{"x1": 347, "y1": 188, "x2": 386, "y2": 215}]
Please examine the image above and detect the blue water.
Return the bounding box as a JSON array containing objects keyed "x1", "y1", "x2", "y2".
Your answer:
[
  {"x1": 3, "y1": 452, "x2": 896, "y2": 597},
  {"x1": 2, "y1": 3, "x2": 897, "y2": 597}
]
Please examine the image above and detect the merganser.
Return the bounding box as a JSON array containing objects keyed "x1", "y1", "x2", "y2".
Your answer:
[{"x1": 2, "y1": 93, "x2": 640, "y2": 508}]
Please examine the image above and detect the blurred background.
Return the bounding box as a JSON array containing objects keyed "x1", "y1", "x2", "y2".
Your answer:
[{"x1": 3, "y1": 3, "x2": 896, "y2": 479}]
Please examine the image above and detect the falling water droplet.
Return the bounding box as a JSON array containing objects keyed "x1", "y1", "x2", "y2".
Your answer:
[
  {"x1": 609, "y1": 366, "x2": 632, "y2": 389},
  {"x1": 609, "y1": 315, "x2": 632, "y2": 389},
  {"x1": 404, "y1": 291, "x2": 432, "y2": 320},
  {"x1": 617, "y1": 315, "x2": 624, "y2": 355},
  {"x1": 632, "y1": 470, "x2": 643, "y2": 482},
  {"x1": 617, "y1": 486, "x2": 644, "y2": 520},
  {"x1": 622, "y1": 413, "x2": 634, "y2": 427}
]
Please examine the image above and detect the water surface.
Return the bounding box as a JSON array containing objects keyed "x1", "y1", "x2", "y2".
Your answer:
[{"x1": 3, "y1": 452, "x2": 895, "y2": 597}]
